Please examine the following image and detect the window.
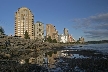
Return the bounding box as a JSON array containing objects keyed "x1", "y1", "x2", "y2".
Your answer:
[
  {"x1": 18, "y1": 29, "x2": 20, "y2": 30},
  {"x1": 18, "y1": 12, "x2": 20, "y2": 16},
  {"x1": 21, "y1": 26, "x2": 23, "y2": 28},
  {"x1": 21, "y1": 33, "x2": 23, "y2": 34},
  {"x1": 18, "y1": 23, "x2": 20, "y2": 24},
  {"x1": 39, "y1": 29, "x2": 41, "y2": 32},
  {"x1": 18, "y1": 18, "x2": 20, "y2": 21}
]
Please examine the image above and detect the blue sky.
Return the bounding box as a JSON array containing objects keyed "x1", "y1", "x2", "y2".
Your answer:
[{"x1": 0, "y1": 0, "x2": 108, "y2": 41}]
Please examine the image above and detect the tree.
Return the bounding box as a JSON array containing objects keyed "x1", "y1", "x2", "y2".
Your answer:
[
  {"x1": 47, "y1": 36, "x2": 52, "y2": 43},
  {"x1": 52, "y1": 39, "x2": 57, "y2": 43},
  {"x1": 24, "y1": 30, "x2": 30, "y2": 39},
  {"x1": 54, "y1": 51, "x2": 57, "y2": 54},
  {"x1": 47, "y1": 51, "x2": 53, "y2": 57},
  {"x1": 0, "y1": 26, "x2": 5, "y2": 35}
]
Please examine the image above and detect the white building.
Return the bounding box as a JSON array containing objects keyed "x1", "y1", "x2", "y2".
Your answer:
[{"x1": 59, "y1": 34, "x2": 68, "y2": 43}]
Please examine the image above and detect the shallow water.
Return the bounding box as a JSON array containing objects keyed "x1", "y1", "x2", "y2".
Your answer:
[
  {"x1": 29, "y1": 43, "x2": 106, "y2": 72},
  {"x1": 82, "y1": 43, "x2": 108, "y2": 54},
  {"x1": 1, "y1": 44, "x2": 108, "y2": 72}
]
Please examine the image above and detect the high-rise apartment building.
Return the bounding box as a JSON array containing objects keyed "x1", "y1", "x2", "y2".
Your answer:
[
  {"x1": 63, "y1": 28, "x2": 69, "y2": 42},
  {"x1": 63, "y1": 28, "x2": 69, "y2": 36},
  {"x1": 34, "y1": 21, "x2": 44, "y2": 40},
  {"x1": 15, "y1": 7, "x2": 34, "y2": 39},
  {"x1": 46, "y1": 24, "x2": 58, "y2": 41}
]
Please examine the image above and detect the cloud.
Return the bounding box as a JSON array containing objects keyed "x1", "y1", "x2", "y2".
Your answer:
[
  {"x1": 72, "y1": 13, "x2": 108, "y2": 39},
  {"x1": 89, "y1": 13, "x2": 108, "y2": 23},
  {"x1": 84, "y1": 30, "x2": 108, "y2": 38},
  {"x1": 94, "y1": 24, "x2": 108, "y2": 30}
]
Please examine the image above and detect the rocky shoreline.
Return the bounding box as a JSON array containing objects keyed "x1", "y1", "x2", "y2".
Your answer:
[
  {"x1": 1, "y1": 36, "x2": 108, "y2": 72},
  {"x1": 55, "y1": 49, "x2": 108, "y2": 72},
  {"x1": 0, "y1": 44, "x2": 108, "y2": 72},
  {"x1": 0, "y1": 36, "x2": 73, "y2": 60},
  {"x1": 0, "y1": 36, "x2": 74, "y2": 71}
]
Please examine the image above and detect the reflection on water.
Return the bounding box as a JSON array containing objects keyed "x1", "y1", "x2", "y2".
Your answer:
[
  {"x1": 34, "y1": 49, "x2": 90, "y2": 69},
  {"x1": 36, "y1": 50, "x2": 61, "y2": 68},
  {"x1": 35, "y1": 44, "x2": 108, "y2": 68},
  {"x1": 1, "y1": 44, "x2": 108, "y2": 71},
  {"x1": 69, "y1": 54, "x2": 89, "y2": 59},
  {"x1": 28, "y1": 44, "x2": 108, "y2": 71}
]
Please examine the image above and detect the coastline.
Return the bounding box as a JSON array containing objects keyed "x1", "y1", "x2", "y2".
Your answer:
[{"x1": 0, "y1": 36, "x2": 108, "y2": 71}]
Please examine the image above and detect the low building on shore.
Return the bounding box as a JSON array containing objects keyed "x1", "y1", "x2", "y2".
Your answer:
[{"x1": 78, "y1": 37, "x2": 85, "y2": 43}]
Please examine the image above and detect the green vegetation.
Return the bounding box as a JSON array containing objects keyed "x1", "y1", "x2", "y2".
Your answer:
[
  {"x1": 25, "y1": 59, "x2": 29, "y2": 64},
  {"x1": 47, "y1": 51, "x2": 53, "y2": 57},
  {"x1": 86, "y1": 40, "x2": 108, "y2": 44},
  {"x1": 46, "y1": 51, "x2": 57, "y2": 57},
  {"x1": 0, "y1": 26, "x2": 5, "y2": 35},
  {"x1": 24, "y1": 30, "x2": 30, "y2": 39},
  {"x1": 46, "y1": 36, "x2": 57, "y2": 43},
  {"x1": 54, "y1": 51, "x2": 57, "y2": 54},
  {"x1": 47, "y1": 36, "x2": 52, "y2": 43},
  {"x1": 75, "y1": 41, "x2": 80, "y2": 44},
  {"x1": 52, "y1": 39, "x2": 57, "y2": 43}
]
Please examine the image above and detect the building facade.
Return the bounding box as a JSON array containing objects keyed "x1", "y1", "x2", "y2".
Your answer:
[
  {"x1": 63, "y1": 28, "x2": 69, "y2": 36},
  {"x1": 59, "y1": 34, "x2": 68, "y2": 43},
  {"x1": 46, "y1": 24, "x2": 58, "y2": 41},
  {"x1": 79, "y1": 37, "x2": 85, "y2": 43},
  {"x1": 15, "y1": 7, "x2": 34, "y2": 39},
  {"x1": 58, "y1": 34, "x2": 75, "y2": 43},
  {"x1": 34, "y1": 21, "x2": 44, "y2": 40},
  {"x1": 63, "y1": 28, "x2": 69, "y2": 42},
  {"x1": 68, "y1": 34, "x2": 76, "y2": 42}
]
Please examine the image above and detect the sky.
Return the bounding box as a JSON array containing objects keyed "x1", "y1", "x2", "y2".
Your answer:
[{"x1": 0, "y1": 0, "x2": 108, "y2": 41}]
